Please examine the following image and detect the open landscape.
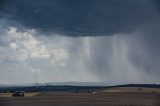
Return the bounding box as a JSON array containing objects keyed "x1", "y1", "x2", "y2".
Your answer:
[
  {"x1": 0, "y1": 87, "x2": 160, "y2": 106},
  {"x1": 1, "y1": 0, "x2": 160, "y2": 106}
]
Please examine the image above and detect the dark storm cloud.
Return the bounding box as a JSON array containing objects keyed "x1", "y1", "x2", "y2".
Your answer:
[{"x1": 0, "y1": 0, "x2": 159, "y2": 36}]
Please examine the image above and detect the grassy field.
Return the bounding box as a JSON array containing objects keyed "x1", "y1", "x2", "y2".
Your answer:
[{"x1": 0, "y1": 88, "x2": 160, "y2": 106}]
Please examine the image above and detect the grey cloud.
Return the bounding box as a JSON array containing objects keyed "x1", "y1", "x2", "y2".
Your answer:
[
  {"x1": 128, "y1": 24, "x2": 160, "y2": 76},
  {"x1": 0, "y1": 1, "x2": 160, "y2": 85},
  {"x1": 0, "y1": 24, "x2": 160, "y2": 84},
  {"x1": 0, "y1": 0, "x2": 160, "y2": 36}
]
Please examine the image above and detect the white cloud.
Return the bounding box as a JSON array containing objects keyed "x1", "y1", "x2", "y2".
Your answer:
[
  {"x1": 3, "y1": 26, "x2": 69, "y2": 62},
  {"x1": 10, "y1": 42, "x2": 17, "y2": 49},
  {"x1": 0, "y1": 26, "x2": 69, "y2": 70},
  {"x1": 0, "y1": 25, "x2": 73, "y2": 84}
]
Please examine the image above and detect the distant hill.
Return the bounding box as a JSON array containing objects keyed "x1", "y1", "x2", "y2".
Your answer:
[
  {"x1": 0, "y1": 82, "x2": 108, "y2": 87},
  {"x1": 108, "y1": 84, "x2": 160, "y2": 88},
  {"x1": 0, "y1": 83, "x2": 160, "y2": 93}
]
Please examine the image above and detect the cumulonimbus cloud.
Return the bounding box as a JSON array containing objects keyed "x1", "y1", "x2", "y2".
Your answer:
[
  {"x1": 0, "y1": 0, "x2": 160, "y2": 85},
  {"x1": 0, "y1": 0, "x2": 160, "y2": 36}
]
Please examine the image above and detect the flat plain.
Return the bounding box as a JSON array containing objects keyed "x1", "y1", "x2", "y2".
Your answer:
[{"x1": 0, "y1": 87, "x2": 160, "y2": 106}]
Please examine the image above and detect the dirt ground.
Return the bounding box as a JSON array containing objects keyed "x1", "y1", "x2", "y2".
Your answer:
[{"x1": 0, "y1": 91, "x2": 160, "y2": 106}]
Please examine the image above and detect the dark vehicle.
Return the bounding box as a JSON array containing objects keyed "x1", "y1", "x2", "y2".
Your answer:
[{"x1": 12, "y1": 91, "x2": 25, "y2": 97}]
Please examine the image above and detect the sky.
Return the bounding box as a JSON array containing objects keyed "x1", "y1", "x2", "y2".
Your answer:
[{"x1": 0, "y1": 0, "x2": 160, "y2": 85}]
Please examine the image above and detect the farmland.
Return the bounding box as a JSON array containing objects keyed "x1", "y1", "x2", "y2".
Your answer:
[{"x1": 0, "y1": 88, "x2": 160, "y2": 106}]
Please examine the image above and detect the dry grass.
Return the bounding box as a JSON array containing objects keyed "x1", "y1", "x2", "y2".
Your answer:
[
  {"x1": 0, "y1": 88, "x2": 160, "y2": 106},
  {"x1": 0, "y1": 92, "x2": 40, "y2": 97},
  {"x1": 102, "y1": 87, "x2": 160, "y2": 93},
  {"x1": 24, "y1": 92, "x2": 41, "y2": 97},
  {"x1": 0, "y1": 93, "x2": 12, "y2": 97},
  {"x1": 0, "y1": 92, "x2": 159, "y2": 106}
]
